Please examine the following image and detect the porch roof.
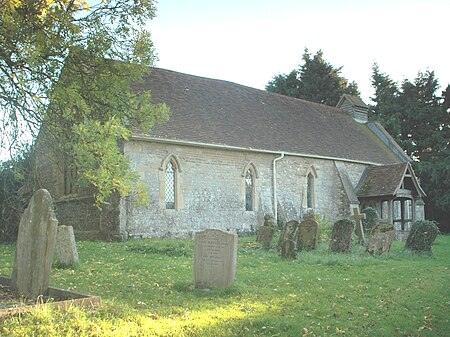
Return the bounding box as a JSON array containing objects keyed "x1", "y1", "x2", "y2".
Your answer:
[{"x1": 356, "y1": 162, "x2": 426, "y2": 198}]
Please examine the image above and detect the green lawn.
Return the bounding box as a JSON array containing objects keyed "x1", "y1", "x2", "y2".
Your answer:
[{"x1": 1, "y1": 235, "x2": 449, "y2": 336}]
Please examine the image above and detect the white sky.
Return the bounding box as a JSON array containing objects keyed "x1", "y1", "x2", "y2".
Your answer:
[{"x1": 148, "y1": 0, "x2": 450, "y2": 103}]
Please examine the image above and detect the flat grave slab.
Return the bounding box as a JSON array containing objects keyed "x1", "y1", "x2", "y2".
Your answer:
[{"x1": 0, "y1": 276, "x2": 100, "y2": 318}]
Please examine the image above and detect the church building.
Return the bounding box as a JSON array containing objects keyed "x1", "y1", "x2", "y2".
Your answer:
[{"x1": 39, "y1": 68, "x2": 426, "y2": 240}]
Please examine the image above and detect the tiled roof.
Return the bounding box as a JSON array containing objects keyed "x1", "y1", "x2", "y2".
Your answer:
[
  {"x1": 356, "y1": 163, "x2": 408, "y2": 197},
  {"x1": 136, "y1": 68, "x2": 401, "y2": 165}
]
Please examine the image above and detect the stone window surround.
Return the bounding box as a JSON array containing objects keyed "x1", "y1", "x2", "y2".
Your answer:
[
  {"x1": 159, "y1": 153, "x2": 183, "y2": 210},
  {"x1": 241, "y1": 162, "x2": 259, "y2": 212},
  {"x1": 304, "y1": 165, "x2": 318, "y2": 211}
]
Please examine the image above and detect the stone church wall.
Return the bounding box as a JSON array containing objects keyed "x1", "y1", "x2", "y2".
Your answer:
[
  {"x1": 34, "y1": 135, "x2": 369, "y2": 240},
  {"x1": 122, "y1": 140, "x2": 369, "y2": 239}
]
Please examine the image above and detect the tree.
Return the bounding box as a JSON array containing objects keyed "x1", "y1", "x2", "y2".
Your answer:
[
  {"x1": 266, "y1": 49, "x2": 360, "y2": 106},
  {"x1": 0, "y1": 147, "x2": 35, "y2": 242},
  {"x1": 369, "y1": 64, "x2": 403, "y2": 140},
  {"x1": 265, "y1": 70, "x2": 299, "y2": 98},
  {"x1": 370, "y1": 67, "x2": 449, "y2": 232},
  {"x1": 0, "y1": 1, "x2": 170, "y2": 206}
]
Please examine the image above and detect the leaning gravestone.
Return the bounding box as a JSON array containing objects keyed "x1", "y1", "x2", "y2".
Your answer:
[
  {"x1": 55, "y1": 225, "x2": 79, "y2": 266},
  {"x1": 11, "y1": 189, "x2": 58, "y2": 299},
  {"x1": 366, "y1": 223, "x2": 395, "y2": 255},
  {"x1": 405, "y1": 220, "x2": 439, "y2": 254},
  {"x1": 194, "y1": 229, "x2": 238, "y2": 289},
  {"x1": 258, "y1": 214, "x2": 277, "y2": 249},
  {"x1": 329, "y1": 218, "x2": 354, "y2": 253},
  {"x1": 297, "y1": 219, "x2": 319, "y2": 251},
  {"x1": 279, "y1": 220, "x2": 298, "y2": 259}
]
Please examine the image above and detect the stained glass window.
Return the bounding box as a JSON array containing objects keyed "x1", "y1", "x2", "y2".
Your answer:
[{"x1": 165, "y1": 161, "x2": 175, "y2": 209}]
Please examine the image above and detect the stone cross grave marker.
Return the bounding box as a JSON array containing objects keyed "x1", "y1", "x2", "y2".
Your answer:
[
  {"x1": 194, "y1": 229, "x2": 238, "y2": 289},
  {"x1": 55, "y1": 225, "x2": 79, "y2": 266},
  {"x1": 366, "y1": 223, "x2": 395, "y2": 255},
  {"x1": 297, "y1": 219, "x2": 319, "y2": 251},
  {"x1": 329, "y1": 218, "x2": 354, "y2": 253},
  {"x1": 11, "y1": 189, "x2": 58, "y2": 299},
  {"x1": 350, "y1": 208, "x2": 366, "y2": 245}
]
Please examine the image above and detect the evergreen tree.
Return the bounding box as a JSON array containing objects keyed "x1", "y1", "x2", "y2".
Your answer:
[
  {"x1": 265, "y1": 70, "x2": 299, "y2": 97},
  {"x1": 369, "y1": 64, "x2": 403, "y2": 141},
  {"x1": 370, "y1": 67, "x2": 449, "y2": 231},
  {"x1": 266, "y1": 49, "x2": 359, "y2": 106}
]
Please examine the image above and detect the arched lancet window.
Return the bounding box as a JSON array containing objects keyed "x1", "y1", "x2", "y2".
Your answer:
[
  {"x1": 307, "y1": 172, "x2": 315, "y2": 209},
  {"x1": 245, "y1": 169, "x2": 254, "y2": 211},
  {"x1": 165, "y1": 160, "x2": 176, "y2": 209},
  {"x1": 160, "y1": 154, "x2": 182, "y2": 210}
]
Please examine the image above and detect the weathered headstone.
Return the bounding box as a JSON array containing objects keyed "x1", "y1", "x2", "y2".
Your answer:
[
  {"x1": 405, "y1": 220, "x2": 439, "y2": 254},
  {"x1": 329, "y1": 218, "x2": 354, "y2": 253},
  {"x1": 11, "y1": 189, "x2": 58, "y2": 299},
  {"x1": 366, "y1": 223, "x2": 395, "y2": 255},
  {"x1": 297, "y1": 219, "x2": 319, "y2": 251},
  {"x1": 279, "y1": 220, "x2": 298, "y2": 259},
  {"x1": 350, "y1": 208, "x2": 366, "y2": 245},
  {"x1": 55, "y1": 225, "x2": 79, "y2": 266},
  {"x1": 257, "y1": 214, "x2": 277, "y2": 249},
  {"x1": 194, "y1": 229, "x2": 237, "y2": 289}
]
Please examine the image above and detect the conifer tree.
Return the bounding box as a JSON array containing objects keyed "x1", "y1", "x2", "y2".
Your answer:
[{"x1": 266, "y1": 49, "x2": 359, "y2": 106}]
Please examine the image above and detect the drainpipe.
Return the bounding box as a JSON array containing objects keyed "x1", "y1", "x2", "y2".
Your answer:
[{"x1": 273, "y1": 152, "x2": 285, "y2": 222}]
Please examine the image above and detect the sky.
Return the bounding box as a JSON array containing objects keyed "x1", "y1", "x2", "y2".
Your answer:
[{"x1": 148, "y1": 0, "x2": 450, "y2": 103}]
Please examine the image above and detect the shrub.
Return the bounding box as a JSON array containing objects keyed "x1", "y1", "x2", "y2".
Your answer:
[{"x1": 361, "y1": 207, "x2": 378, "y2": 232}]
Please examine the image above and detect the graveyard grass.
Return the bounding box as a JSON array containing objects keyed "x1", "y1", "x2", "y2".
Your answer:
[{"x1": 1, "y1": 235, "x2": 449, "y2": 337}]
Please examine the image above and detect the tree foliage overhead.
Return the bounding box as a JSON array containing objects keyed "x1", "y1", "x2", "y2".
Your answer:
[
  {"x1": 0, "y1": 0, "x2": 170, "y2": 205},
  {"x1": 266, "y1": 49, "x2": 360, "y2": 106},
  {"x1": 370, "y1": 65, "x2": 449, "y2": 228}
]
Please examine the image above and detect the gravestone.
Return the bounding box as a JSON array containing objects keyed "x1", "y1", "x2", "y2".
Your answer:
[
  {"x1": 279, "y1": 220, "x2": 298, "y2": 259},
  {"x1": 350, "y1": 208, "x2": 366, "y2": 245},
  {"x1": 11, "y1": 189, "x2": 58, "y2": 299},
  {"x1": 258, "y1": 214, "x2": 277, "y2": 249},
  {"x1": 366, "y1": 223, "x2": 395, "y2": 255},
  {"x1": 194, "y1": 229, "x2": 237, "y2": 289},
  {"x1": 329, "y1": 218, "x2": 354, "y2": 253},
  {"x1": 55, "y1": 225, "x2": 79, "y2": 266},
  {"x1": 297, "y1": 219, "x2": 319, "y2": 251},
  {"x1": 405, "y1": 220, "x2": 439, "y2": 254}
]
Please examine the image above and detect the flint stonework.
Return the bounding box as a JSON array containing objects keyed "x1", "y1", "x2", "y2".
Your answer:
[
  {"x1": 194, "y1": 229, "x2": 237, "y2": 289},
  {"x1": 11, "y1": 189, "x2": 58, "y2": 299}
]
